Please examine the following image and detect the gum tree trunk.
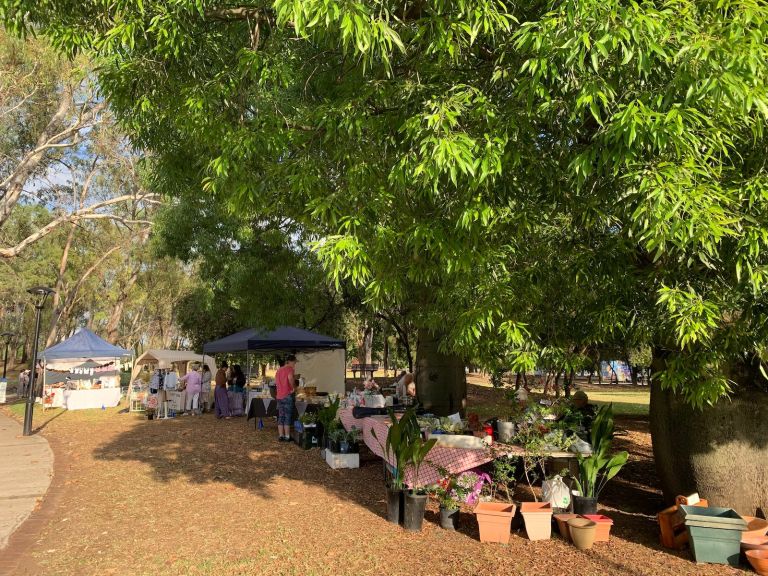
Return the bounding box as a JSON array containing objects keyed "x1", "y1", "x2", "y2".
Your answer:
[
  {"x1": 650, "y1": 353, "x2": 768, "y2": 516},
  {"x1": 414, "y1": 328, "x2": 466, "y2": 416}
]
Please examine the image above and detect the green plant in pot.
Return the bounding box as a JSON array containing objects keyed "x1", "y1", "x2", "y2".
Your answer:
[
  {"x1": 572, "y1": 404, "x2": 628, "y2": 515},
  {"x1": 372, "y1": 407, "x2": 427, "y2": 526},
  {"x1": 340, "y1": 427, "x2": 361, "y2": 454},
  {"x1": 402, "y1": 426, "x2": 437, "y2": 532},
  {"x1": 327, "y1": 428, "x2": 346, "y2": 452},
  {"x1": 316, "y1": 396, "x2": 340, "y2": 448}
]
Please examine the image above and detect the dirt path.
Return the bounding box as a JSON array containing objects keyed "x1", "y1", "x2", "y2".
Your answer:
[{"x1": 0, "y1": 401, "x2": 745, "y2": 576}]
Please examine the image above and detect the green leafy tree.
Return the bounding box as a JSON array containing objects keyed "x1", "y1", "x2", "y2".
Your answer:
[{"x1": 7, "y1": 0, "x2": 768, "y2": 512}]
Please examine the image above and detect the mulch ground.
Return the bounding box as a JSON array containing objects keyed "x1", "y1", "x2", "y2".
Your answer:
[{"x1": 0, "y1": 385, "x2": 748, "y2": 576}]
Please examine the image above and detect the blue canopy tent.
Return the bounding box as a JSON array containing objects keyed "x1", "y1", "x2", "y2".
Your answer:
[
  {"x1": 40, "y1": 329, "x2": 132, "y2": 410},
  {"x1": 203, "y1": 326, "x2": 346, "y2": 395},
  {"x1": 42, "y1": 328, "x2": 132, "y2": 360},
  {"x1": 202, "y1": 326, "x2": 345, "y2": 354}
]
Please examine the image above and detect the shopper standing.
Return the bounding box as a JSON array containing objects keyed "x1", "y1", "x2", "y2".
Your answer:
[
  {"x1": 214, "y1": 361, "x2": 231, "y2": 419},
  {"x1": 275, "y1": 355, "x2": 297, "y2": 441}
]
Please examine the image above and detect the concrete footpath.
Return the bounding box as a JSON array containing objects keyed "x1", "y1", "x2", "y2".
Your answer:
[{"x1": 0, "y1": 410, "x2": 53, "y2": 551}]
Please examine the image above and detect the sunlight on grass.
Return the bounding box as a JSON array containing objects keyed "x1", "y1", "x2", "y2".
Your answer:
[{"x1": 587, "y1": 390, "x2": 649, "y2": 416}]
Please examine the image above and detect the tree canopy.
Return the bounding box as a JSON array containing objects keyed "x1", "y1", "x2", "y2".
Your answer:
[{"x1": 5, "y1": 0, "x2": 768, "y2": 405}]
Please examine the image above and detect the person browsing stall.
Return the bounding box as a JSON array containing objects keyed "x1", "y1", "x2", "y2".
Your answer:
[
  {"x1": 179, "y1": 364, "x2": 203, "y2": 415},
  {"x1": 200, "y1": 364, "x2": 212, "y2": 413},
  {"x1": 214, "y1": 361, "x2": 231, "y2": 419},
  {"x1": 275, "y1": 355, "x2": 298, "y2": 442},
  {"x1": 395, "y1": 372, "x2": 413, "y2": 400}
]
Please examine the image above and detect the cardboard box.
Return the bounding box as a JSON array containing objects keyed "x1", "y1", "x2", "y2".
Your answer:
[{"x1": 325, "y1": 450, "x2": 359, "y2": 469}]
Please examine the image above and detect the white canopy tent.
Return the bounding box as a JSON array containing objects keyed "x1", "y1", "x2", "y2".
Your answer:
[
  {"x1": 130, "y1": 349, "x2": 217, "y2": 384},
  {"x1": 128, "y1": 350, "x2": 218, "y2": 413}
]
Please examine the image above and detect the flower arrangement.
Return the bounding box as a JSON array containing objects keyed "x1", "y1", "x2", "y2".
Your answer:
[
  {"x1": 430, "y1": 469, "x2": 489, "y2": 510},
  {"x1": 146, "y1": 394, "x2": 158, "y2": 409},
  {"x1": 363, "y1": 378, "x2": 379, "y2": 393}
]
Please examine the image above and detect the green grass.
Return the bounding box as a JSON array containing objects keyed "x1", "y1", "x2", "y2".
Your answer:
[
  {"x1": 467, "y1": 383, "x2": 650, "y2": 418},
  {"x1": 588, "y1": 389, "x2": 649, "y2": 416}
]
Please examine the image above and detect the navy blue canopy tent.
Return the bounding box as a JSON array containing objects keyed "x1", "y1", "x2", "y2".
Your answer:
[
  {"x1": 42, "y1": 328, "x2": 132, "y2": 360},
  {"x1": 203, "y1": 326, "x2": 345, "y2": 354}
]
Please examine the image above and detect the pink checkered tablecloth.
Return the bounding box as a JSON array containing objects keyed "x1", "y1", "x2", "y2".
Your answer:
[{"x1": 338, "y1": 408, "x2": 526, "y2": 487}]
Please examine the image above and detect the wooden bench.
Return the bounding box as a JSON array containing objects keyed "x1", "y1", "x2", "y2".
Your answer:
[{"x1": 350, "y1": 363, "x2": 379, "y2": 378}]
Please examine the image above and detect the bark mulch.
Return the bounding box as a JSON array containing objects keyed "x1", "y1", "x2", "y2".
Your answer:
[{"x1": 0, "y1": 391, "x2": 747, "y2": 576}]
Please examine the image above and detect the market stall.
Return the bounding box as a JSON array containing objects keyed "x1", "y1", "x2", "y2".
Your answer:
[
  {"x1": 203, "y1": 326, "x2": 346, "y2": 420},
  {"x1": 41, "y1": 329, "x2": 132, "y2": 410},
  {"x1": 338, "y1": 407, "x2": 584, "y2": 487},
  {"x1": 129, "y1": 349, "x2": 217, "y2": 411}
]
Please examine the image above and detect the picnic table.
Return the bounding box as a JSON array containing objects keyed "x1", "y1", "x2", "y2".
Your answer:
[
  {"x1": 338, "y1": 408, "x2": 581, "y2": 487},
  {"x1": 350, "y1": 363, "x2": 378, "y2": 378}
]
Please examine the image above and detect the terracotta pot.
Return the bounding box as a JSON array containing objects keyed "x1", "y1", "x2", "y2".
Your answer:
[
  {"x1": 568, "y1": 517, "x2": 597, "y2": 550},
  {"x1": 742, "y1": 516, "x2": 768, "y2": 541},
  {"x1": 582, "y1": 514, "x2": 614, "y2": 542},
  {"x1": 554, "y1": 513, "x2": 578, "y2": 542},
  {"x1": 746, "y1": 550, "x2": 768, "y2": 576},
  {"x1": 742, "y1": 534, "x2": 768, "y2": 552},
  {"x1": 520, "y1": 501, "x2": 553, "y2": 541},
  {"x1": 474, "y1": 501, "x2": 516, "y2": 544}
]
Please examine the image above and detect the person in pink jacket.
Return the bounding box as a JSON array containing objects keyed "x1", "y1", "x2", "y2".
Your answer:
[{"x1": 179, "y1": 364, "x2": 203, "y2": 415}]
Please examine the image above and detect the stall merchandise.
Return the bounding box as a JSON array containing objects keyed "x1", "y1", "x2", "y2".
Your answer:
[
  {"x1": 202, "y1": 326, "x2": 346, "y2": 396},
  {"x1": 40, "y1": 329, "x2": 132, "y2": 410},
  {"x1": 129, "y1": 350, "x2": 217, "y2": 412},
  {"x1": 338, "y1": 408, "x2": 580, "y2": 487},
  {"x1": 246, "y1": 396, "x2": 325, "y2": 428}
]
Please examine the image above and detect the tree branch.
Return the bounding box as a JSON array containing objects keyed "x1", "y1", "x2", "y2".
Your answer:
[{"x1": 0, "y1": 193, "x2": 159, "y2": 258}]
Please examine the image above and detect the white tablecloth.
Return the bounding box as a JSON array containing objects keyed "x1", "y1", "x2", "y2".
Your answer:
[{"x1": 48, "y1": 388, "x2": 122, "y2": 410}]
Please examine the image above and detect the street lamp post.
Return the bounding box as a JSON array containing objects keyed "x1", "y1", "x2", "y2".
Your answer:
[
  {"x1": 23, "y1": 287, "x2": 54, "y2": 437},
  {"x1": 1, "y1": 331, "x2": 12, "y2": 380}
]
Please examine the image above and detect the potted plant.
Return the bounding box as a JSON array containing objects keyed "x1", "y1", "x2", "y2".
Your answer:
[
  {"x1": 372, "y1": 407, "x2": 421, "y2": 525},
  {"x1": 572, "y1": 404, "x2": 628, "y2": 515},
  {"x1": 316, "y1": 396, "x2": 341, "y2": 450},
  {"x1": 402, "y1": 425, "x2": 437, "y2": 532},
  {"x1": 429, "y1": 469, "x2": 486, "y2": 530},
  {"x1": 327, "y1": 428, "x2": 346, "y2": 452},
  {"x1": 339, "y1": 428, "x2": 360, "y2": 454}
]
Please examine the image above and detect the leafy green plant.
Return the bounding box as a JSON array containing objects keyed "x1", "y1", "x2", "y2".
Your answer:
[
  {"x1": 490, "y1": 456, "x2": 517, "y2": 503},
  {"x1": 406, "y1": 432, "x2": 437, "y2": 493},
  {"x1": 372, "y1": 407, "x2": 434, "y2": 491},
  {"x1": 316, "y1": 396, "x2": 340, "y2": 438},
  {"x1": 346, "y1": 427, "x2": 361, "y2": 443},
  {"x1": 573, "y1": 404, "x2": 628, "y2": 499},
  {"x1": 299, "y1": 412, "x2": 318, "y2": 425},
  {"x1": 328, "y1": 428, "x2": 347, "y2": 444}
]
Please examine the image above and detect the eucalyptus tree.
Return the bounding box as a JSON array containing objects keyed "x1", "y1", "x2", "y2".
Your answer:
[{"x1": 5, "y1": 0, "x2": 768, "y2": 512}]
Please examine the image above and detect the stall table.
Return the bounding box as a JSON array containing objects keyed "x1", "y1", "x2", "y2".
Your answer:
[
  {"x1": 247, "y1": 397, "x2": 324, "y2": 428},
  {"x1": 338, "y1": 407, "x2": 582, "y2": 486},
  {"x1": 46, "y1": 387, "x2": 122, "y2": 411}
]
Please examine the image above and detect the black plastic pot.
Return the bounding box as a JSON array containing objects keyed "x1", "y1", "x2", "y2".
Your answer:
[
  {"x1": 439, "y1": 506, "x2": 460, "y2": 530},
  {"x1": 572, "y1": 495, "x2": 598, "y2": 515},
  {"x1": 147, "y1": 413, "x2": 154, "y2": 420},
  {"x1": 386, "y1": 488, "x2": 404, "y2": 524},
  {"x1": 403, "y1": 493, "x2": 428, "y2": 532}
]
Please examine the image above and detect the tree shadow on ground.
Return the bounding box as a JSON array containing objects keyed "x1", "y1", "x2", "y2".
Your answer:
[{"x1": 93, "y1": 412, "x2": 391, "y2": 517}]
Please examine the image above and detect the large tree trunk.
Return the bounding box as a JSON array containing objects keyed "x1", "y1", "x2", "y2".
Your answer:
[
  {"x1": 650, "y1": 353, "x2": 768, "y2": 516},
  {"x1": 414, "y1": 328, "x2": 466, "y2": 416}
]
